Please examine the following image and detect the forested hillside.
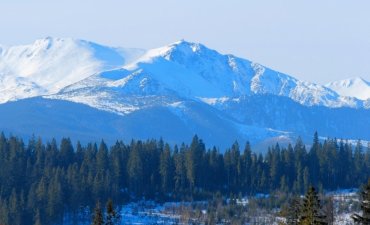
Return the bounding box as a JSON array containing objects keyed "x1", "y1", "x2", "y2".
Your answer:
[{"x1": 0, "y1": 132, "x2": 368, "y2": 224}]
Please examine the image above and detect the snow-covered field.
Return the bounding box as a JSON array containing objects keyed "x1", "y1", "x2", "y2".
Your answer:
[
  {"x1": 64, "y1": 189, "x2": 360, "y2": 224},
  {"x1": 331, "y1": 189, "x2": 360, "y2": 225},
  {"x1": 119, "y1": 190, "x2": 360, "y2": 225}
]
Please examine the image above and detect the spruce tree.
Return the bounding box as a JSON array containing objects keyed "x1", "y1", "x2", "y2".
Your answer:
[
  {"x1": 159, "y1": 144, "x2": 173, "y2": 194},
  {"x1": 97, "y1": 140, "x2": 109, "y2": 173},
  {"x1": 92, "y1": 201, "x2": 104, "y2": 225},
  {"x1": 105, "y1": 199, "x2": 121, "y2": 225},
  {"x1": 300, "y1": 186, "x2": 327, "y2": 225},
  {"x1": 59, "y1": 138, "x2": 74, "y2": 168},
  {"x1": 352, "y1": 179, "x2": 370, "y2": 224},
  {"x1": 174, "y1": 146, "x2": 186, "y2": 193},
  {"x1": 127, "y1": 142, "x2": 143, "y2": 195}
]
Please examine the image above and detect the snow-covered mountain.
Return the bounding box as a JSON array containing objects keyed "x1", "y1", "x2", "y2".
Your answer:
[
  {"x1": 0, "y1": 37, "x2": 144, "y2": 103},
  {"x1": 326, "y1": 77, "x2": 370, "y2": 100},
  {"x1": 0, "y1": 38, "x2": 369, "y2": 149},
  {"x1": 47, "y1": 40, "x2": 367, "y2": 114}
]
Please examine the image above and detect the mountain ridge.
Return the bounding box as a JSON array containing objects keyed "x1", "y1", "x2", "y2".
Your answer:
[
  {"x1": 0, "y1": 37, "x2": 367, "y2": 108},
  {"x1": 0, "y1": 37, "x2": 369, "y2": 149}
]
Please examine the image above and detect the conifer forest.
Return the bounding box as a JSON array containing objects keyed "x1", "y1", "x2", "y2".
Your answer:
[{"x1": 0, "y1": 132, "x2": 369, "y2": 224}]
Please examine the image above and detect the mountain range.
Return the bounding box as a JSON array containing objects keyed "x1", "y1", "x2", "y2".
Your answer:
[{"x1": 0, "y1": 37, "x2": 369, "y2": 150}]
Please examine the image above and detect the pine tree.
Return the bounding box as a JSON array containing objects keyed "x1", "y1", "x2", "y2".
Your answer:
[
  {"x1": 105, "y1": 199, "x2": 121, "y2": 225},
  {"x1": 46, "y1": 174, "x2": 63, "y2": 221},
  {"x1": 354, "y1": 140, "x2": 365, "y2": 184},
  {"x1": 185, "y1": 136, "x2": 198, "y2": 194},
  {"x1": 59, "y1": 138, "x2": 74, "y2": 168},
  {"x1": 352, "y1": 179, "x2": 370, "y2": 224},
  {"x1": 309, "y1": 132, "x2": 320, "y2": 187},
  {"x1": 159, "y1": 144, "x2": 173, "y2": 194},
  {"x1": 300, "y1": 186, "x2": 327, "y2": 225},
  {"x1": 242, "y1": 142, "x2": 252, "y2": 193},
  {"x1": 303, "y1": 167, "x2": 310, "y2": 194},
  {"x1": 127, "y1": 142, "x2": 143, "y2": 195},
  {"x1": 97, "y1": 140, "x2": 109, "y2": 173},
  {"x1": 174, "y1": 146, "x2": 186, "y2": 193},
  {"x1": 92, "y1": 201, "x2": 104, "y2": 225}
]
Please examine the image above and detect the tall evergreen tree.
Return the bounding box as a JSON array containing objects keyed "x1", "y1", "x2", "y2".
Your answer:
[
  {"x1": 300, "y1": 186, "x2": 327, "y2": 225},
  {"x1": 174, "y1": 146, "x2": 187, "y2": 193},
  {"x1": 159, "y1": 144, "x2": 173, "y2": 193},
  {"x1": 127, "y1": 141, "x2": 143, "y2": 195},
  {"x1": 105, "y1": 199, "x2": 121, "y2": 225},
  {"x1": 309, "y1": 132, "x2": 320, "y2": 187},
  {"x1": 59, "y1": 138, "x2": 74, "y2": 168},
  {"x1": 96, "y1": 140, "x2": 109, "y2": 173},
  {"x1": 92, "y1": 201, "x2": 104, "y2": 225}
]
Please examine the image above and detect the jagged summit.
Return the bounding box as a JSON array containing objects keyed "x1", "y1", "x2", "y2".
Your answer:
[
  {"x1": 115, "y1": 40, "x2": 363, "y2": 108},
  {"x1": 124, "y1": 39, "x2": 210, "y2": 67}
]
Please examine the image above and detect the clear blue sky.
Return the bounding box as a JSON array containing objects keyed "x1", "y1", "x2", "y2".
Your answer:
[{"x1": 1, "y1": 0, "x2": 370, "y2": 84}]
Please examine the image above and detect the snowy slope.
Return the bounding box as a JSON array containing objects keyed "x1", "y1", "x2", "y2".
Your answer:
[
  {"x1": 48, "y1": 40, "x2": 366, "y2": 115},
  {"x1": 250, "y1": 63, "x2": 362, "y2": 108},
  {"x1": 0, "y1": 38, "x2": 367, "y2": 108},
  {"x1": 326, "y1": 77, "x2": 370, "y2": 100},
  {"x1": 0, "y1": 37, "x2": 144, "y2": 103},
  {"x1": 121, "y1": 40, "x2": 365, "y2": 108}
]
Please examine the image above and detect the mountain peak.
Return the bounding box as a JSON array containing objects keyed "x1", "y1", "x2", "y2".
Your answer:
[
  {"x1": 1, "y1": 37, "x2": 369, "y2": 108},
  {"x1": 30, "y1": 37, "x2": 109, "y2": 50},
  {"x1": 326, "y1": 77, "x2": 370, "y2": 100},
  {"x1": 0, "y1": 37, "x2": 131, "y2": 103},
  {"x1": 123, "y1": 40, "x2": 206, "y2": 68},
  {"x1": 33, "y1": 36, "x2": 73, "y2": 45},
  {"x1": 171, "y1": 39, "x2": 192, "y2": 45},
  {"x1": 169, "y1": 40, "x2": 211, "y2": 54},
  {"x1": 0, "y1": 37, "x2": 369, "y2": 151},
  {"x1": 347, "y1": 77, "x2": 369, "y2": 85}
]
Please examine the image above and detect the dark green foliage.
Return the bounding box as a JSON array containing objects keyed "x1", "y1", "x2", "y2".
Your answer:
[
  {"x1": 127, "y1": 141, "x2": 143, "y2": 196},
  {"x1": 300, "y1": 186, "x2": 327, "y2": 225},
  {"x1": 159, "y1": 144, "x2": 174, "y2": 194},
  {"x1": 0, "y1": 132, "x2": 368, "y2": 224}
]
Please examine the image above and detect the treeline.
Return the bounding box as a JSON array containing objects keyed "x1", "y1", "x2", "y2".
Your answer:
[{"x1": 0, "y1": 132, "x2": 369, "y2": 224}]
